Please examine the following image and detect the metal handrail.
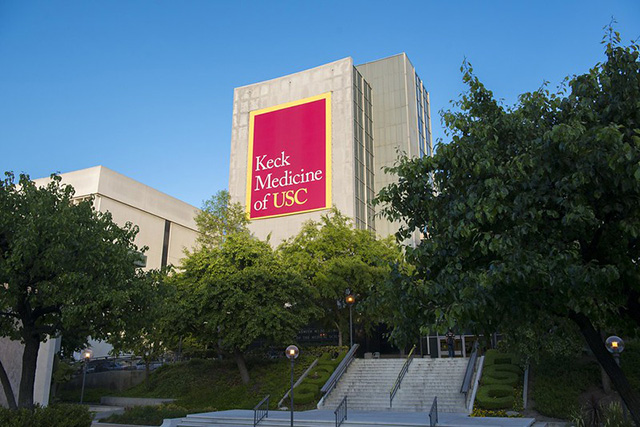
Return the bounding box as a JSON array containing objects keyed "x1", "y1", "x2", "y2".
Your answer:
[
  {"x1": 321, "y1": 344, "x2": 359, "y2": 395},
  {"x1": 334, "y1": 396, "x2": 348, "y2": 427},
  {"x1": 389, "y1": 344, "x2": 416, "y2": 407},
  {"x1": 253, "y1": 395, "x2": 269, "y2": 427},
  {"x1": 429, "y1": 396, "x2": 438, "y2": 427},
  {"x1": 460, "y1": 341, "x2": 479, "y2": 394}
]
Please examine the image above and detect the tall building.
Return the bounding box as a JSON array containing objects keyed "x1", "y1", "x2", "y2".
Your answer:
[{"x1": 229, "y1": 53, "x2": 432, "y2": 244}]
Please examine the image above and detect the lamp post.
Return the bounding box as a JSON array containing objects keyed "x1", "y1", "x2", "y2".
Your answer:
[
  {"x1": 79, "y1": 349, "x2": 92, "y2": 404},
  {"x1": 285, "y1": 345, "x2": 299, "y2": 427},
  {"x1": 605, "y1": 335, "x2": 627, "y2": 420},
  {"x1": 345, "y1": 294, "x2": 355, "y2": 348}
]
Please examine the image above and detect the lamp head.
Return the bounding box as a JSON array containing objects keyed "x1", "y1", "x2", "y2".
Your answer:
[
  {"x1": 345, "y1": 295, "x2": 355, "y2": 305},
  {"x1": 285, "y1": 345, "x2": 299, "y2": 360},
  {"x1": 605, "y1": 336, "x2": 624, "y2": 354}
]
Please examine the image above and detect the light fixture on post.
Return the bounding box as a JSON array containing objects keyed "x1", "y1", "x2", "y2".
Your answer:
[
  {"x1": 345, "y1": 293, "x2": 355, "y2": 348},
  {"x1": 80, "y1": 348, "x2": 93, "y2": 405},
  {"x1": 285, "y1": 345, "x2": 299, "y2": 427},
  {"x1": 605, "y1": 335, "x2": 628, "y2": 420}
]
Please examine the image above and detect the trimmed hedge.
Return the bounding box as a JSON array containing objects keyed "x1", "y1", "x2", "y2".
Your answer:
[
  {"x1": 475, "y1": 384, "x2": 515, "y2": 410},
  {"x1": 484, "y1": 349, "x2": 517, "y2": 366},
  {"x1": 293, "y1": 383, "x2": 318, "y2": 405},
  {"x1": 0, "y1": 404, "x2": 92, "y2": 427},
  {"x1": 293, "y1": 350, "x2": 347, "y2": 406},
  {"x1": 476, "y1": 350, "x2": 522, "y2": 410},
  {"x1": 482, "y1": 365, "x2": 519, "y2": 386},
  {"x1": 305, "y1": 366, "x2": 331, "y2": 385}
]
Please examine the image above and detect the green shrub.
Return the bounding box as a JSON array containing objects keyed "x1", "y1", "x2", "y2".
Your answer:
[
  {"x1": 531, "y1": 355, "x2": 600, "y2": 419},
  {"x1": 305, "y1": 366, "x2": 331, "y2": 385},
  {"x1": 483, "y1": 365, "x2": 519, "y2": 386},
  {"x1": 293, "y1": 383, "x2": 318, "y2": 405},
  {"x1": 101, "y1": 403, "x2": 214, "y2": 426},
  {"x1": 476, "y1": 384, "x2": 515, "y2": 410},
  {"x1": 0, "y1": 404, "x2": 92, "y2": 427},
  {"x1": 484, "y1": 349, "x2": 516, "y2": 366}
]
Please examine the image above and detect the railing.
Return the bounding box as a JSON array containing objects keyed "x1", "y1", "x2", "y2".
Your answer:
[
  {"x1": 320, "y1": 344, "x2": 359, "y2": 396},
  {"x1": 460, "y1": 341, "x2": 479, "y2": 394},
  {"x1": 429, "y1": 396, "x2": 438, "y2": 427},
  {"x1": 253, "y1": 395, "x2": 269, "y2": 427},
  {"x1": 389, "y1": 344, "x2": 416, "y2": 408},
  {"x1": 334, "y1": 396, "x2": 348, "y2": 427}
]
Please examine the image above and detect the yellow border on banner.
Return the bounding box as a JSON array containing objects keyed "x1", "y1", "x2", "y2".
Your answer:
[{"x1": 245, "y1": 92, "x2": 332, "y2": 220}]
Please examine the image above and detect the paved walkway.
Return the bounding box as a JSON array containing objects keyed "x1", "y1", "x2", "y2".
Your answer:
[{"x1": 176, "y1": 408, "x2": 537, "y2": 427}]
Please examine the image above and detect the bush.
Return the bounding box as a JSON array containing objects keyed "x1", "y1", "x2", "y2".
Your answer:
[
  {"x1": 305, "y1": 366, "x2": 331, "y2": 385},
  {"x1": 531, "y1": 355, "x2": 600, "y2": 419},
  {"x1": 101, "y1": 404, "x2": 214, "y2": 426},
  {"x1": 484, "y1": 349, "x2": 517, "y2": 366},
  {"x1": 483, "y1": 365, "x2": 519, "y2": 386},
  {"x1": 476, "y1": 384, "x2": 515, "y2": 410},
  {"x1": 0, "y1": 404, "x2": 92, "y2": 427},
  {"x1": 293, "y1": 383, "x2": 318, "y2": 405}
]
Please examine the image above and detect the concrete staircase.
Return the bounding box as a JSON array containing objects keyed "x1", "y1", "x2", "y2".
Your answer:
[
  {"x1": 392, "y1": 358, "x2": 468, "y2": 413},
  {"x1": 320, "y1": 359, "x2": 405, "y2": 410},
  {"x1": 319, "y1": 358, "x2": 469, "y2": 413}
]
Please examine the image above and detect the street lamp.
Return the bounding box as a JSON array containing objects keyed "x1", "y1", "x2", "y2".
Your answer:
[
  {"x1": 345, "y1": 294, "x2": 355, "y2": 348},
  {"x1": 285, "y1": 345, "x2": 299, "y2": 427},
  {"x1": 80, "y1": 348, "x2": 93, "y2": 404},
  {"x1": 606, "y1": 336, "x2": 627, "y2": 420}
]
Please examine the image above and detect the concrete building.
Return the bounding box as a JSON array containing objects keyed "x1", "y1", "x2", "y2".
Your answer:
[
  {"x1": 229, "y1": 53, "x2": 432, "y2": 244},
  {"x1": 0, "y1": 166, "x2": 200, "y2": 407}
]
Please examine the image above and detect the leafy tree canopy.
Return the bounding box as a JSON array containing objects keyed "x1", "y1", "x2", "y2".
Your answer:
[
  {"x1": 279, "y1": 209, "x2": 403, "y2": 346},
  {"x1": 0, "y1": 173, "x2": 144, "y2": 409},
  {"x1": 177, "y1": 231, "x2": 318, "y2": 384},
  {"x1": 375, "y1": 31, "x2": 640, "y2": 423},
  {"x1": 194, "y1": 190, "x2": 248, "y2": 249}
]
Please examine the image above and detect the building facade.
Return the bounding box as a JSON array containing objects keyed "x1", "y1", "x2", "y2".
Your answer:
[
  {"x1": 0, "y1": 166, "x2": 200, "y2": 407},
  {"x1": 229, "y1": 53, "x2": 432, "y2": 244}
]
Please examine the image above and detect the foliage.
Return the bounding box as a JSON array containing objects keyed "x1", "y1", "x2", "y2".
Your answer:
[
  {"x1": 0, "y1": 172, "x2": 144, "y2": 408},
  {"x1": 475, "y1": 350, "x2": 521, "y2": 410},
  {"x1": 0, "y1": 404, "x2": 91, "y2": 427},
  {"x1": 194, "y1": 190, "x2": 248, "y2": 249},
  {"x1": 176, "y1": 231, "x2": 318, "y2": 383},
  {"x1": 279, "y1": 209, "x2": 402, "y2": 345},
  {"x1": 108, "y1": 268, "x2": 178, "y2": 386},
  {"x1": 293, "y1": 350, "x2": 347, "y2": 406},
  {"x1": 118, "y1": 356, "x2": 315, "y2": 410},
  {"x1": 571, "y1": 400, "x2": 634, "y2": 427},
  {"x1": 100, "y1": 403, "x2": 209, "y2": 426},
  {"x1": 532, "y1": 355, "x2": 600, "y2": 419},
  {"x1": 374, "y1": 30, "x2": 640, "y2": 422}
]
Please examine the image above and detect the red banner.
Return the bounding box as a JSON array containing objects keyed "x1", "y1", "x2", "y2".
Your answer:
[{"x1": 246, "y1": 93, "x2": 331, "y2": 219}]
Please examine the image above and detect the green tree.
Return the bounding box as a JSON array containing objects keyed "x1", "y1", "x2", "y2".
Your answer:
[
  {"x1": 376, "y1": 32, "x2": 640, "y2": 423},
  {"x1": 279, "y1": 209, "x2": 402, "y2": 346},
  {"x1": 108, "y1": 268, "x2": 176, "y2": 388},
  {"x1": 0, "y1": 173, "x2": 144, "y2": 409},
  {"x1": 178, "y1": 231, "x2": 317, "y2": 384},
  {"x1": 194, "y1": 190, "x2": 248, "y2": 249}
]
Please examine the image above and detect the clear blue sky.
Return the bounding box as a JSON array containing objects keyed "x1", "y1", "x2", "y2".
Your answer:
[{"x1": 1, "y1": 1, "x2": 638, "y2": 207}]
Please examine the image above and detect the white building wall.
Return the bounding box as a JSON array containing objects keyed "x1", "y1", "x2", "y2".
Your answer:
[{"x1": 229, "y1": 58, "x2": 356, "y2": 245}]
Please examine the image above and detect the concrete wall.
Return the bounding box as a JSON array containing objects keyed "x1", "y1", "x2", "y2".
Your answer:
[
  {"x1": 229, "y1": 57, "x2": 355, "y2": 245},
  {"x1": 356, "y1": 53, "x2": 423, "y2": 241},
  {"x1": 0, "y1": 337, "x2": 59, "y2": 407}
]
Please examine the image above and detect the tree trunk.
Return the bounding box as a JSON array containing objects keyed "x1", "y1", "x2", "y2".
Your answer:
[
  {"x1": 571, "y1": 312, "x2": 640, "y2": 426},
  {"x1": 18, "y1": 333, "x2": 40, "y2": 409},
  {"x1": 234, "y1": 349, "x2": 250, "y2": 385},
  {"x1": 335, "y1": 321, "x2": 343, "y2": 347},
  {"x1": 0, "y1": 358, "x2": 17, "y2": 410}
]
